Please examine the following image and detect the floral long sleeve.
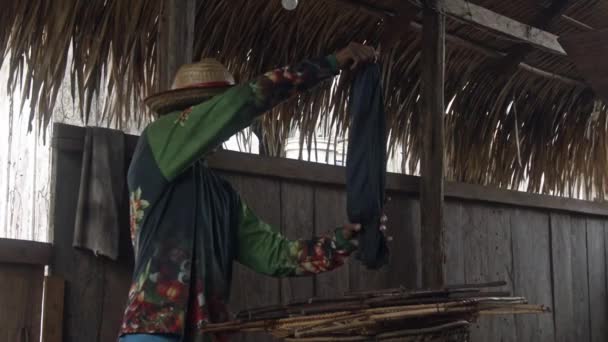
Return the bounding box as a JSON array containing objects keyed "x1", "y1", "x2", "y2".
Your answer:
[
  {"x1": 236, "y1": 202, "x2": 357, "y2": 277},
  {"x1": 145, "y1": 55, "x2": 339, "y2": 182},
  {"x1": 122, "y1": 55, "x2": 341, "y2": 339}
]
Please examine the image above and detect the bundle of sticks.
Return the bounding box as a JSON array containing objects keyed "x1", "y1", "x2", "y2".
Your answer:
[{"x1": 202, "y1": 281, "x2": 549, "y2": 341}]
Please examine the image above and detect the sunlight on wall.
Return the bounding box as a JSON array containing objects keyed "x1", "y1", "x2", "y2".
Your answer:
[{"x1": 0, "y1": 65, "x2": 50, "y2": 242}]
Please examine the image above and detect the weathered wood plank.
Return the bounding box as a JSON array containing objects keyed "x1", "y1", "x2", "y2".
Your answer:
[
  {"x1": 280, "y1": 182, "x2": 315, "y2": 303},
  {"x1": 0, "y1": 264, "x2": 44, "y2": 342},
  {"x1": 587, "y1": 218, "x2": 608, "y2": 342},
  {"x1": 41, "y1": 275, "x2": 65, "y2": 342},
  {"x1": 570, "y1": 216, "x2": 590, "y2": 342},
  {"x1": 157, "y1": 0, "x2": 196, "y2": 90},
  {"x1": 53, "y1": 124, "x2": 608, "y2": 218},
  {"x1": 460, "y1": 202, "x2": 490, "y2": 342},
  {"x1": 209, "y1": 150, "x2": 419, "y2": 194},
  {"x1": 420, "y1": 0, "x2": 446, "y2": 288},
  {"x1": 511, "y1": 209, "x2": 555, "y2": 342},
  {"x1": 385, "y1": 194, "x2": 421, "y2": 289},
  {"x1": 334, "y1": 0, "x2": 565, "y2": 55},
  {"x1": 99, "y1": 259, "x2": 133, "y2": 342},
  {"x1": 351, "y1": 194, "x2": 420, "y2": 292},
  {"x1": 550, "y1": 213, "x2": 576, "y2": 342},
  {"x1": 483, "y1": 206, "x2": 515, "y2": 342},
  {"x1": 551, "y1": 215, "x2": 591, "y2": 342},
  {"x1": 441, "y1": 0, "x2": 565, "y2": 55},
  {"x1": 463, "y1": 204, "x2": 514, "y2": 342},
  {"x1": 444, "y1": 201, "x2": 465, "y2": 286},
  {"x1": 223, "y1": 174, "x2": 281, "y2": 342},
  {"x1": 50, "y1": 147, "x2": 107, "y2": 342},
  {"x1": 314, "y1": 186, "x2": 350, "y2": 297},
  {"x1": 0, "y1": 238, "x2": 53, "y2": 265},
  {"x1": 445, "y1": 182, "x2": 608, "y2": 218}
]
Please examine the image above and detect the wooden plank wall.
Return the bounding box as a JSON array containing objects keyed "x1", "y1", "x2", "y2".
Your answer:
[
  {"x1": 0, "y1": 263, "x2": 44, "y2": 342},
  {"x1": 50, "y1": 147, "x2": 134, "y2": 342},
  {"x1": 50, "y1": 126, "x2": 608, "y2": 341},
  {"x1": 0, "y1": 239, "x2": 52, "y2": 342}
]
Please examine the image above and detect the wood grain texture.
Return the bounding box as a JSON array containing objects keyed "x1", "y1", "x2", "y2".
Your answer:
[
  {"x1": 420, "y1": 0, "x2": 446, "y2": 288},
  {"x1": 50, "y1": 141, "x2": 134, "y2": 342},
  {"x1": 384, "y1": 194, "x2": 421, "y2": 289},
  {"x1": 482, "y1": 205, "x2": 515, "y2": 342},
  {"x1": 0, "y1": 238, "x2": 53, "y2": 265},
  {"x1": 99, "y1": 258, "x2": 133, "y2": 342},
  {"x1": 444, "y1": 201, "x2": 465, "y2": 285},
  {"x1": 446, "y1": 202, "x2": 515, "y2": 341},
  {"x1": 350, "y1": 194, "x2": 420, "y2": 292},
  {"x1": 463, "y1": 204, "x2": 516, "y2": 341},
  {"x1": 157, "y1": 0, "x2": 196, "y2": 90},
  {"x1": 41, "y1": 275, "x2": 65, "y2": 342},
  {"x1": 550, "y1": 213, "x2": 575, "y2": 342},
  {"x1": 0, "y1": 263, "x2": 44, "y2": 342},
  {"x1": 569, "y1": 216, "x2": 591, "y2": 342},
  {"x1": 280, "y1": 182, "x2": 314, "y2": 303},
  {"x1": 442, "y1": 0, "x2": 565, "y2": 55},
  {"x1": 511, "y1": 209, "x2": 555, "y2": 342},
  {"x1": 587, "y1": 218, "x2": 608, "y2": 342},
  {"x1": 50, "y1": 148, "x2": 106, "y2": 342},
  {"x1": 54, "y1": 124, "x2": 608, "y2": 218},
  {"x1": 314, "y1": 186, "x2": 350, "y2": 297},
  {"x1": 224, "y1": 174, "x2": 281, "y2": 342}
]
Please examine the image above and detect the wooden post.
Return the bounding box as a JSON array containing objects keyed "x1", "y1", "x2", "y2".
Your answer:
[
  {"x1": 41, "y1": 276, "x2": 65, "y2": 342},
  {"x1": 420, "y1": 0, "x2": 446, "y2": 288},
  {"x1": 157, "y1": 0, "x2": 196, "y2": 91}
]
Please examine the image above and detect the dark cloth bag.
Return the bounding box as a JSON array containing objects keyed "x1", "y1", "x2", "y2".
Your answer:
[{"x1": 346, "y1": 64, "x2": 389, "y2": 269}]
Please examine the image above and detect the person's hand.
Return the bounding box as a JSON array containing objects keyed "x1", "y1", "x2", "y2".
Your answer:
[
  {"x1": 335, "y1": 42, "x2": 379, "y2": 70},
  {"x1": 343, "y1": 222, "x2": 362, "y2": 240}
]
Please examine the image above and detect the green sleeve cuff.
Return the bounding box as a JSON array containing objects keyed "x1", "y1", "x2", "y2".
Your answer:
[
  {"x1": 334, "y1": 227, "x2": 357, "y2": 253},
  {"x1": 326, "y1": 55, "x2": 339, "y2": 73}
]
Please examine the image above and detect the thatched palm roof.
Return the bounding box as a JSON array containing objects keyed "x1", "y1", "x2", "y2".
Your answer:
[{"x1": 1, "y1": 0, "x2": 607, "y2": 199}]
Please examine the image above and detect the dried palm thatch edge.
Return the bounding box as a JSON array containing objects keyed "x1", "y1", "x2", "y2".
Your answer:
[{"x1": 1, "y1": 0, "x2": 606, "y2": 199}]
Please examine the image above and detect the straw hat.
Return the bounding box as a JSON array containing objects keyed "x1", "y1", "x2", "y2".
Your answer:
[{"x1": 145, "y1": 58, "x2": 235, "y2": 115}]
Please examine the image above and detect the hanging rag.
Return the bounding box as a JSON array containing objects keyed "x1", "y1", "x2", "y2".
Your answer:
[
  {"x1": 73, "y1": 126, "x2": 127, "y2": 260},
  {"x1": 346, "y1": 63, "x2": 389, "y2": 269}
]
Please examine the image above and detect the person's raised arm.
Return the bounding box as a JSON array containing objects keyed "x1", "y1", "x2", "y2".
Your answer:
[{"x1": 144, "y1": 43, "x2": 377, "y2": 182}]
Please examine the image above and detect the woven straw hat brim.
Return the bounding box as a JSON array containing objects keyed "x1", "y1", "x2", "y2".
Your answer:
[{"x1": 145, "y1": 85, "x2": 233, "y2": 115}]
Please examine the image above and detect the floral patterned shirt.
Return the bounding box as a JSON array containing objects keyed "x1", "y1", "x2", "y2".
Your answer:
[{"x1": 121, "y1": 55, "x2": 356, "y2": 341}]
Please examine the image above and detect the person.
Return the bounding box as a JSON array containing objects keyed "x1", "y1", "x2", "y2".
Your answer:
[{"x1": 120, "y1": 42, "x2": 378, "y2": 342}]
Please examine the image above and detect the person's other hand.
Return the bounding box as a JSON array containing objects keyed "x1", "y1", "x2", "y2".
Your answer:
[{"x1": 335, "y1": 42, "x2": 379, "y2": 70}]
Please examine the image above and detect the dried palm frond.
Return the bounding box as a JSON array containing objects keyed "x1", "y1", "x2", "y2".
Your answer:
[
  {"x1": 194, "y1": 0, "x2": 605, "y2": 200},
  {"x1": 0, "y1": 0, "x2": 606, "y2": 199},
  {"x1": 0, "y1": 0, "x2": 161, "y2": 135}
]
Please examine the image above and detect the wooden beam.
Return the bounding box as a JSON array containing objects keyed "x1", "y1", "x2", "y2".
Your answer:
[
  {"x1": 51, "y1": 124, "x2": 608, "y2": 217},
  {"x1": 439, "y1": 0, "x2": 566, "y2": 55},
  {"x1": 420, "y1": 0, "x2": 446, "y2": 288},
  {"x1": 157, "y1": 0, "x2": 196, "y2": 91},
  {"x1": 489, "y1": 0, "x2": 570, "y2": 77},
  {"x1": 332, "y1": 0, "x2": 582, "y2": 86},
  {"x1": 0, "y1": 238, "x2": 53, "y2": 265},
  {"x1": 409, "y1": 22, "x2": 585, "y2": 87},
  {"x1": 333, "y1": 0, "x2": 565, "y2": 55}
]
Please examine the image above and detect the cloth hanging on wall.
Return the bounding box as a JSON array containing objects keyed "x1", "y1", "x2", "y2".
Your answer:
[
  {"x1": 73, "y1": 126, "x2": 127, "y2": 260},
  {"x1": 346, "y1": 63, "x2": 389, "y2": 269}
]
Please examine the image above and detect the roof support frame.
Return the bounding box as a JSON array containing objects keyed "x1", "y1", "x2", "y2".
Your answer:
[{"x1": 333, "y1": 0, "x2": 585, "y2": 86}]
